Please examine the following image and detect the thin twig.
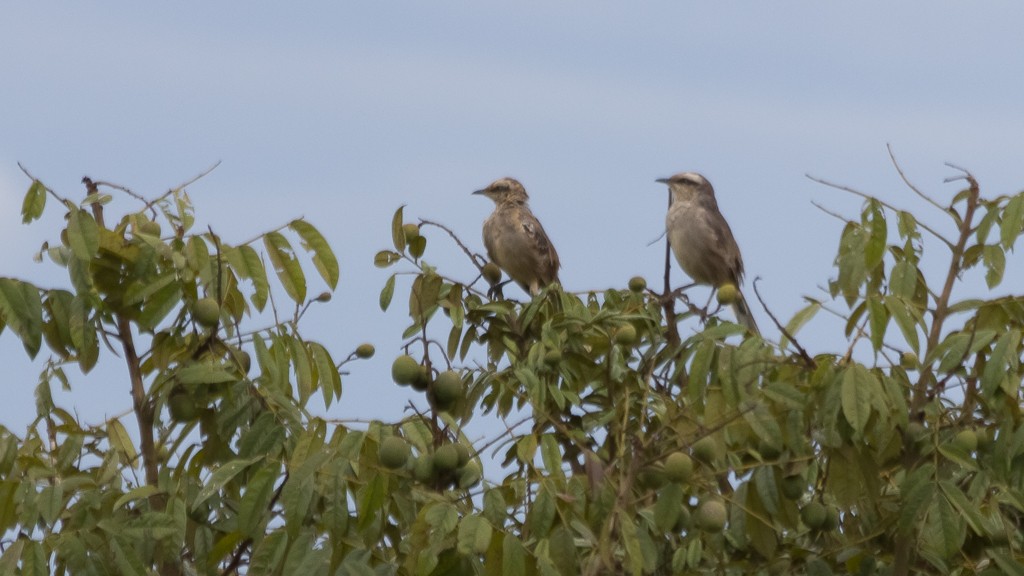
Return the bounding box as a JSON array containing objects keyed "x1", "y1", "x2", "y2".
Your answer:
[
  {"x1": 419, "y1": 218, "x2": 487, "y2": 269},
  {"x1": 18, "y1": 163, "x2": 70, "y2": 204},
  {"x1": 806, "y1": 174, "x2": 954, "y2": 250},
  {"x1": 752, "y1": 279, "x2": 815, "y2": 369},
  {"x1": 887, "y1": 144, "x2": 946, "y2": 213}
]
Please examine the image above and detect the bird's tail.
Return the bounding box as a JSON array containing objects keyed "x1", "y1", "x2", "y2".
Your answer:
[{"x1": 732, "y1": 292, "x2": 760, "y2": 336}]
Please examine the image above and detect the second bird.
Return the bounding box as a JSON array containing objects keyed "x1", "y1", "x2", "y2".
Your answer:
[
  {"x1": 474, "y1": 177, "x2": 561, "y2": 296},
  {"x1": 658, "y1": 172, "x2": 759, "y2": 335}
]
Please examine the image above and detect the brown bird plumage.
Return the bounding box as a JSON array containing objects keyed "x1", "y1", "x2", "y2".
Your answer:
[
  {"x1": 658, "y1": 172, "x2": 759, "y2": 334},
  {"x1": 474, "y1": 177, "x2": 560, "y2": 296}
]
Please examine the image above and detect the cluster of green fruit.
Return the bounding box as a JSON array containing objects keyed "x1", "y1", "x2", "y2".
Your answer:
[
  {"x1": 379, "y1": 436, "x2": 482, "y2": 490},
  {"x1": 391, "y1": 355, "x2": 465, "y2": 413},
  {"x1": 641, "y1": 443, "x2": 728, "y2": 534}
]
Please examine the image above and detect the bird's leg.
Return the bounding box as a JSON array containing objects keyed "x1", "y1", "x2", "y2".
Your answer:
[{"x1": 487, "y1": 279, "x2": 512, "y2": 301}]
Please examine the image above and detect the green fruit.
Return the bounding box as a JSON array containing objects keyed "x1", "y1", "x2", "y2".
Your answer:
[
  {"x1": 692, "y1": 436, "x2": 720, "y2": 464},
  {"x1": 716, "y1": 283, "x2": 739, "y2": 305},
  {"x1": 695, "y1": 500, "x2": 727, "y2": 533},
  {"x1": 976, "y1": 428, "x2": 994, "y2": 451},
  {"x1": 953, "y1": 429, "x2": 978, "y2": 453},
  {"x1": 434, "y1": 444, "x2": 459, "y2": 472},
  {"x1": 628, "y1": 276, "x2": 647, "y2": 292},
  {"x1": 663, "y1": 452, "x2": 693, "y2": 483},
  {"x1": 193, "y1": 298, "x2": 221, "y2": 328},
  {"x1": 906, "y1": 421, "x2": 927, "y2": 444},
  {"x1": 801, "y1": 502, "x2": 827, "y2": 530},
  {"x1": 355, "y1": 343, "x2": 375, "y2": 359},
  {"x1": 411, "y1": 367, "x2": 430, "y2": 392},
  {"x1": 638, "y1": 467, "x2": 668, "y2": 490},
  {"x1": 823, "y1": 505, "x2": 840, "y2": 530},
  {"x1": 614, "y1": 324, "x2": 638, "y2": 346},
  {"x1": 899, "y1": 351, "x2": 918, "y2": 369},
  {"x1": 454, "y1": 443, "x2": 471, "y2": 467},
  {"x1": 758, "y1": 440, "x2": 782, "y2": 460},
  {"x1": 379, "y1": 436, "x2": 411, "y2": 469},
  {"x1": 414, "y1": 455, "x2": 435, "y2": 483},
  {"x1": 781, "y1": 475, "x2": 805, "y2": 500},
  {"x1": 403, "y1": 223, "x2": 421, "y2": 242},
  {"x1": 543, "y1": 349, "x2": 562, "y2": 366},
  {"x1": 482, "y1": 262, "x2": 502, "y2": 285},
  {"x1": 433, "y1": 371, "x2": 463, "y2": 409},
  {"x1": 391, "y1": 355, "x2": 421, "y2": 386},
  {"x1": 168, "y1": 389, "x2": 199, "y2": 422},
  {"x1": 457, "y1": 461, "x2": 482, "y2": 489}
]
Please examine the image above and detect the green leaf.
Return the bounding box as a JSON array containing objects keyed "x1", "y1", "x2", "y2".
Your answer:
[
  {"x1": 249, "y1": 530, "x2": 288, "y2": 574},
  {"x1": 458, "y1": 515, "x2": 493, "y2": 556},
  {"x1": 921, "y1": 494, "x2": 963, "y2": 560},
  {"x1": 1000, "y1": 192, "x2": 1024, "y2": 249},
  {"x1": 290, "y1": 219, "x2": 339, "y2": 289},
  {"x1": 841, "y1": 364, "x2": 874, "y2": 435},
  {"x1": 67, "y1": 208, "x2": 100, "y2": 261},
  {"x1": 866, "y1": 295, "x2": 888, "y2": 352},
  {"x1": 21, "y1": 180, "x2": 47, "y2": 224},
  {"x1": 310, "y1": 342, "x2": 341, "y2": 407},
  {"x1": 227, "y1": 245, "x2": 270, "y2": 311},
  {"x1": 653, "y1": 484, "x2": 684, "y2": 532},
  {"x1": 781, "y1": 300, "x2": 820, "y2": 348},
  {"x1": 864, "y1": 200, "x2": 887, "y2": 270},
  {"x1": 982, "y1": 329, "x2": 1019, "y2": 397},
  {"x1": 380, "y1": 274, "x2": 396, "y2": 311},
  {"x1": 391, "y1": 206, "x2": 406, "y2": 252},
  {"x1": 286, "y1": 335, "x2": 314, "y2": 406},
  {"x1": 107, "y1": 418, "x2": 138, "y2": 463},
  {"x1": 264, "y1": 231, "x2": 307, "y2": 303},
  {"x1": 238, "y1": 465, "x2": 279, "y2": 537},
  {"x1": 0, "y1": 278, "x2": 44, "y2": 357},
  {"x1": 176, "y1": 363, "x2": 238, "y2": 386},
  {"x1": 885, "y1": 295, "x2": 920, "y2": 353},
  {"x1": 982, "y1": 245, "x2": 1006, "y2": 288},
  {"x1": 618, "y1": 509, "x2": 644, "y2": 576},
  {"x1": 192, "y1": 456, "x2": 262, "y2": 511},
  {"x1": 501, "y1": 533, "x2": 526, "y2": 576},
  {"x1": 938, "y1": 480, "x2": 985, "y2": 535},
  {"x1": 68, "y1": 296, "x2": 98, "y2": 372},
  {"x1": 113, "y1": 486, "x2": 162, "y2": 511}
]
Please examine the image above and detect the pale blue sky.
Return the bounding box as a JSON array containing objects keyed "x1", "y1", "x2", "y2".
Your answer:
[{"x1": 2, "y1": 3, "x2": 1023, "y2": 434}]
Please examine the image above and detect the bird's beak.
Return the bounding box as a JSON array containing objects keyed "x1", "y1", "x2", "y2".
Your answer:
[
  {"x1": 655, "y1": 178, "x2": 670, "y2": 184},
  {"x1": 471, "y1": 188, "x2": 487, "y2": 196}
]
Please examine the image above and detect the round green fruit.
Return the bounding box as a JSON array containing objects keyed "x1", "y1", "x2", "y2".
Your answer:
[
  {"x1": 457, "y1": 461, "x2": 482, "y2": 489},
  {"x1": 781, "y1": 475, "x2": 805, "y2": 500},
  {"x1": 638, "y1": 467, "x2": 668, "y2": 490},
  {"x1": 482, "y1": 262, "x2": 502, "y2": 286},
  {"x1": 379, "y1": 436, "x2": 411, "y2": 469},
  {"x1": 716, "y1": 284, "x2": 739, "y2": 305},
  {"x1": 695, "y1": 500, "x2": 727, "y2": 533},
  {"x1": 391, "y1": 355, "x2": 421, "y2": 386},
  {"x1": 433, "y1": 444, "x2": 460, "y2": 472},
  {"x1": 168, "y1": 389, "x2": 200, "y2": 422},
  {"x1": 692, "y1": 436, "x2": 721, "y2": 464},
  {"x1": 628, "y1": 276, "x2": 647, "y2": 292},
  {"x1": 663, "y1": 452, "x2": 694, "y2": 483},
  {"x1": 193, "y1": 298, "x2": 221, "y2": 328},
  {"x1": 953, "y1": 429, "x2": 978, "y2": 453},
  {"x1": 899, "y1": 351, "x2": 919, "y2": 370},
  {"x1": 614, "y1": 324, "x2": 638, "y2": 346},
  {"x1": 543, "y1": 349, "x2": 562, "y2": 366},
  {"x1": 355, "y1": 343, "x2": 375, "y2": 359},
  {"x1": 411, "y1": 367, "x2": 430, "y2": 392},
  {"x1": 433, "y1": 371, "x2": 463, "y2": 408},
  {"x1": 454, "y1": 443, "x2": 471, "y2": 467},
  {"x1": 823, "y1": 505, "x2": 840, "y2": 530},
  {"x1": 801, "y1": 502, "x2": 827, "y2": 530},
  {"x1": 403, "y1": 223, "x2": 421, "y2": 242}
]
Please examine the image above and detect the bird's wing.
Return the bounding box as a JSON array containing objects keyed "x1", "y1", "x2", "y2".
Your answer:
[{"x1": 520, "y1": 213, "x2": 560, "y2": 283}]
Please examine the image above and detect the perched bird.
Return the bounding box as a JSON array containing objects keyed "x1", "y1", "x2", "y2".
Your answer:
[
  {"x1": 657, "y1": 172, "x2": 759, "y2": 334},
  {"x1": 473, "y1": 177, "x2": 560, "y2": 296}
]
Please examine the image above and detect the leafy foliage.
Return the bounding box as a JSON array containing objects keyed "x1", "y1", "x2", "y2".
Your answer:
[{"x1": 1, "y1": 165, "x2": 1024, "y2": 575}]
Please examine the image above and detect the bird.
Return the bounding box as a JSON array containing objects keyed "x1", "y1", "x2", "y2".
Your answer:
[
  {"x1": 657, "y1": 172, "x2": 759, "y2": 334},
  {"x1": 473, "y1": 177, "x2": 560, "y2": 296}
]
